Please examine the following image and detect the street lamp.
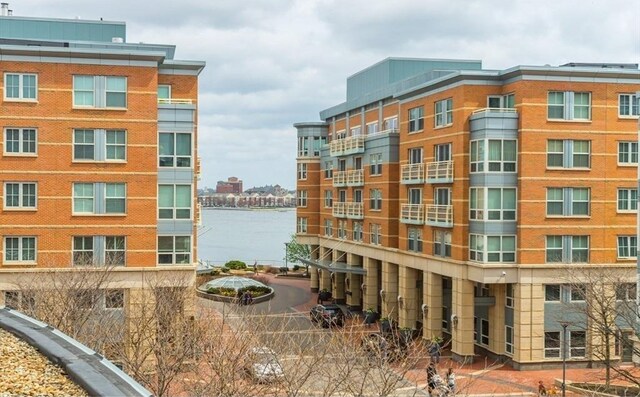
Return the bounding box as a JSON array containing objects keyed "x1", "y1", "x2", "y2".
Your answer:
[
  {"x1": 559, "y1": 321, "x2": 571, "y2": 397},
  {"x1": 284, "y1": 242, "x2": 290, "y2": 268}
]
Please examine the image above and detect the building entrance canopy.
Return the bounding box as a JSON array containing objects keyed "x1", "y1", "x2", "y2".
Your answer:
[{"x1": 298, "y1": 258, "x2": 367, "y2": 275}]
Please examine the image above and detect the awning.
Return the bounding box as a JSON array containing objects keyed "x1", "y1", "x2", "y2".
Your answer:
[{"x1": 298, "y1": 258, "x2": 367, "y2": 275}]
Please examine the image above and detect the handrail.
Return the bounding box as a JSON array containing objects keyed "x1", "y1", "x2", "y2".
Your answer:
[
  {"x1": 472, "y1": 107, "x2": 517, "y2": 114},
  {"x1": 158, "y1": 98, "x2": 194, "y2": 105}
]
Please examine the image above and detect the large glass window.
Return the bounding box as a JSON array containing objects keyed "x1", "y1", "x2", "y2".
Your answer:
[
  {"x1": 106, "y1": 130, "x2": 126, "y2": 160},
  {"x1": 370, "y1": 223, "x2": 381, "y2": 245},
  {"x1": 4, "y1": 237, "x2": 36, "y2": 263},
  {"x1": 157, "y1": 85, "x2": 171, "y2": 101},
  {"x1": 570, "y1": 331, "x2": 586, "y2": 358},
  {"x1": 408, "y1": 227, "x2": 422, "y2": 252},
  {"x1": 546, "y1": 188, "x2": 590, "y2": 216},
  {"x1": 73, "y1": 75, "x2": 127, "y2": 108},
  {"x1": 158, "y1": 236, "x2": 191, "y2": 265},
  {"x1": 353, "y1": 221, "x2": 363, "y2": 241},
  {"x1": 105, "y1": 236, "x2": 126, "y2": 266},
  {"x1": 324, "y1": 219, "x2": 333, "y2": 237},
  {"x1": 470, "y1": 139, "x2": 516, "y2": 172},
  {"x1": 548, "y1": 91, "x2": 591, "y2": 120},
  {"x1": 297, "y1": 190, "x2": 307, "y2": 207},
  {"x1": 297, "y1": 217, "x2": 307, "y2": 233},
  {"x1": 383, "y1": 117, "x2": 398, "y2": 132},
  {"x1": 4, "y1": 128, "x2": 37, "y2": 155},
  {"x1": 546, "y1": 235, "x2": 589, "y2": 263},
  {"x1": 105, "y1": 183, "x2": 126, "y2": 214},
  {"x1": 617, "y1": 236, "x2": 637, "y2": 259},
  {"x1": 297, "y1": 163, "x2": 307, "y2": 180},
  {"x1": 370, "y1": 153, "x2": 383, "y2": 175},
  {"x1": 617, "y1": 188, "x2": 637, "y2": 212},
  {"x1": 4, "y1": 182, "x2": 36, "y2": 209},
  {"x1": 73, "y1": 183, "x2": 95, "y2": 213},
  {"x1": 433, "y1": 230, "x2": 451, "y2": 257},
  {"x1": 544, "y1": 332, "x2": 561, "y2": 358},
  {"x1": 408, "y1": 106, "x2": 424, "y2": 132},
  {"x1": 545, "y1": 285, "x2": 561, "y2": 302},
  {"x1": 618, "y1": 94, "x2": 639, "y2": 117},
  {"x1": 73, "y1": 129, "x2": 95, "y2": 160},
  {"x1": 73, "y1": 129, "x2": 126, "y2": 162},
  {"x1": 159, "y1": 132, "x2": 192, "y2": 167},
  {"x1": 370, "y1": 189, "x2": 382, "y2": 210},
  {"x1": 4, "y1": 73, "x2": 37, "y2": 100},
  {"x1": 324, "y1": 190, "x2": 333, "y2": 208},
  {"x1": 618, "y1": 142, "x2": 638, "y2": 165},
  {"x1": 435, "y1": 98, "x2": 453, "y2": 127},
  {"x1": 158, "y1": 184, "x2": 191, "y2": 219},
  {"x1": 547, "y1": 140, "x2": 590, "y2": 168},
  {"x1": 505, "y1": 325, "x2": 514, "y2": 355},
  {"x1": 73, "y1": 236, "x2": 94, "y2": 265},
  {"x1": 470, "y1": 188, "x2": 516, "y2": 221}
]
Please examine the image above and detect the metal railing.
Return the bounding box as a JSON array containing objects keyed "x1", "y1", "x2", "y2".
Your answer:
[
  {"x1": 400, "y1": 204, "x2": 425, "y2": 224},
  {"x1": 401, "y1": 163, "x2": 425, "y2": 184},
  {"x1": 157, "y1": 98, "x2": 194, "y2": 105},
  {"x1": 333, "y1": 171, "x2": 348, "y2": 186},
  {"x1": 196, "y1": 157, "x2": 202, "y2": 180},
  {"x1": 332, "y1": 202, "x2": 348, "y2": 218},
  {"x1": 426, "y1": 160, "x2": 453, "y2": 183},
  {"x1": 346, "y1": 169, "x2": 364, "y2": 186},
  {"x1": 425, "y1": 204, "x2": 453, "y2": 227},
  {"x1": 346, "y1": 202, "x2": 364, "y2": 219},
  {"x1": 472, "y1": 107, "x2": 517, "y2": 115},
  {"x1": 329, "y1": 136, "x2": 365, "y2": 156}
]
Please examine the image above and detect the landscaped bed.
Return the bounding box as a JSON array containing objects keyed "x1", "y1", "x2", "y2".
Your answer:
[{"x1": 196, "y1": 276, "x2": 274, "y2": 303}]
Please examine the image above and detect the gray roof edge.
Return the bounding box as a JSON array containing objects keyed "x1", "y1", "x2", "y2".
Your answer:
[
  {"x1": 293, "y1": 121, "x2": 329, "y2": 128},
  {"x1": 347, "y1": 56, "x2": 482, "y2": 80},
  {"x1": 0, "y1": 307, "x2": 153, "y2": 397},
  {"x1": 0, "y1": 15, "x2": 126, "y2": 25},
  {"x1": 0, "y1": 44, "x2": 166, "y2": 61}
]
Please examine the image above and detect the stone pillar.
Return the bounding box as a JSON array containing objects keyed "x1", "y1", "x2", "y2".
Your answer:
[
  {"x1": 381, "y1": 261, "x2": 399, "y2": 321},
  {"x1": 451, "y1": 278, "x2": 475, "y2": 363},
  {"x1": 399, "y1": 266, "x2": 418, "y2": 329},
  {"x1": 363, "y1": 257, "x2": 379, "y2": 311},
  {"x1": 319, "y1": 269, "x2": 331, "y2": 291},
  {"x1": 513, "y1": 283, "x2": 545, "y2": 365},
  {"x1": 423, "y1": 272, "x2": 442, "y2": 341},
  {"x1": 489, "y1": 284, "x2": 506, "y2": 355},
  {"x1": 333, "y1": 273, "x2": 346, "y2": 304},
  {"x1": 309, "y1": 245, "x2": 319, "y2": 292},
  {"x1": 346, "y1": 253, "x2": 362, "y2": 310}
]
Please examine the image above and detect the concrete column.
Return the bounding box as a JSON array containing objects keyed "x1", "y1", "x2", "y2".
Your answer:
[
  {"x1": 333, "y1": 273, "x2": 346, "y2": 304},
  {"x1": 423, "y1": 272, "x2": 443, "y2": 341},
  {"x1": 399, "y1": 266, "x2": 418, "y2": 329},
  {"x1": 346, "y1": 253, "x2": 362, "y2": 310},
  {"x1": 363, "y1": 257, "x2": 379, "y2": 311},
  {"x1": 489, "y1": 284, "x2": 506, "y2": 355},
  {"x1": 513, "y1": 283, "x2": 545, "y2": 365},
  {"x1": 381, "y1": 261, "x2": 399, "y2": 320},
  {"x1": 451, "y1": 278, "x2": 475, "y2": 363},
  {"x1": 319, "y1": 269, "x2": 331, "y2": 291},
  {"x1": 309, "y1": 245, "x2": 319, "y2": 292}
]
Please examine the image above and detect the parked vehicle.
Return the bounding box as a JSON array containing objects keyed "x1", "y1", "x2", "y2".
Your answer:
[
  {"x1": 309, "y1": 304, "x2": 345, "y2": 328},
  {"x1": 244, "y1": 347, "x2": 284, "y2": 383}
]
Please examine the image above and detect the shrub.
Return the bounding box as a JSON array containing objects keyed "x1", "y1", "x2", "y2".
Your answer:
[
  {"x1": 210, "y1": 269, "x2": 220, "y2": 276},
  {"x1": 292, "y1": 265, "x2": 300, "y2": 271},
  {"x1": 278, "y1": 267, "x2": 289, "y2": 274},
  {"x1": 265, "y1": 266, "x2": 279, "y2": 274},
  {"x1": 238, "y1": 286, "x2": 272, "y2": 297},
  {"x1": 224, "y1": 260, "x2": 247, "y2": 270},
  {"x1": 221, "y1": 268, "x2": 230, "y2": 273}
]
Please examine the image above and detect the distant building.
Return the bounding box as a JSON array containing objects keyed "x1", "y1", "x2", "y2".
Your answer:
[{"x1": 216, "y1": 177, "x2": 243, "y2": 194}]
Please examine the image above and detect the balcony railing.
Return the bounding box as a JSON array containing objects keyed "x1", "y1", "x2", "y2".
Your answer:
[
  {"x1": 196, "y1": 156, "x2": 202, "y2": 180},
  {"x1": 426, "y1": 160, "x2": 453, "y2": 183},
  {"x1": 400, "y1": 204, "x2": 425, "y2": 224},
  {"x1": 346, "y1": 202, "x2": 364, "y2": 219},
  {"x1": 333, "y1": 202, "x2": 347, "y2": 218},
  {"x1": 329, "y1": 136, "x2": 365, "y2": 157},
  {"x1": 401, "y1": 163, "x2": 425, "y2": 184},
  {"x1": 471, "y1": 107, "x2": 517, "y2": 115},
  {"x1": 158, "y1": 98, "x2": 194, "y2": 105},
  {"x1": 196, "y1": 203, "x2": 203, "y2": 226},
  {"x1": 346, "y1": 169, "x2": 364, "y2": 186},
  {"x1": 425, "y1": 205, "x2": 453, "y2": 227},
  {"x1": 333, "y1": 171, "x2": 348, "y2": 187}
]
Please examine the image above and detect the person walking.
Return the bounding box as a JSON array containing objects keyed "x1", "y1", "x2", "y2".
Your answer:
[
  {"x1": 426, "y1": 362, "x2": 437, "y2": 394},
  {"x1": 429, "y1": 340, "x2": 441, "y2": 364},
  {"x1": 538, "y1": 380, "x2": 548, "y2": 396},
  {"x1": 446, "y1": 367, "x2": 456, "y2": 395}
]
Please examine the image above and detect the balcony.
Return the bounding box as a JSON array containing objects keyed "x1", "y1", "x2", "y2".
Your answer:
[
  {"x1": 333, "y1": 202, "x2": 347, "y2": 218},
  {"x1": 157, "y1": 98, "x2": 194, "y2": 105},
  {"x1": 425, "y1": 205, "x2": 453, "y2": 227},
  {"x1": 346, "y1": 169, "x2": 364, "y2": 186},
  {"x1": 329, "y1": 136, "x2": 365, "y2": 157},
  {"x1": 400, "y1": 204, "x2": 425, "y2": 224},
  {"x1": 471, "y1": 107, "x2": 517, "y2": 116},
  {"x1": 426, "y1": 160, "x2": 453, "y2": 184},
  {"x1": 333, "y1": 171, "x2": 348, "y2": 187},
  {"x1": 346, "y1": 202, "x2": 364, "y2": 219},
  {"x1": 401, "y1": 163, "x2": 425, "y2": 184},
  {"x1": 196, "y1": 157, "x2": 202, "y2": 181}
]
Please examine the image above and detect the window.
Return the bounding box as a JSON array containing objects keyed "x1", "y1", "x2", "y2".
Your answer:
[
  {"x1": 408, "y1": 227, "x2": 422, "y2": 252},
  {"x1": 4, "y1": 237, "x2": 36, "y2": 263},
  {"x1": 370, "y1": 223, "x2": 381, "y2": 245},
  {"x1": 157, "y1": 85, "x2": 171, "y2": 100},
  {"x1": 435, "y1": 98, "x2": 453, "y2": 127},
  {"x1": 506, "y1": 284, "x2": 514, "y2": 308},
  {"x1": 570, "y1": 285, "x2": 586, "y2": 302},
  {"x1": 618, "y1": 94, "x2": 639, "y2": 117},
  {"x1": 487, "y1": 93, "x2": 515, "y2": 109},
  {"x1": 4, "y1": 128, "x2": 37, "y2": 155},
  {"x1": 159, "y1": 132, "x2": 191, "y2": 167},
  {"x1": 441, "y1": 306, "x2": 448, "y2": 330},
  {"x1": 73, "y1": 236, "x2": 94, "y2": 265},
  {"x1": 570, "y1": 331, "x2": 586, "y2": 358},
  {"x1": 4, "y1": 182, "x2": 36, "y2": 209},
  {"x1": 366, "y1": 122, "x2": 379, "y2": 135},
  {"x1": 73, "y1": 75, "x2": 127, "y2": 108},
  {"x1": 433, "y1": 230, "x2": 451, "y2": 257},
  {"x1": 350, "y1": 126, "x2": 361, "y2": 136},
  {"x1": 297, "y1": 163, "x2": 307, "y2": 180},
  {"x1": 324, "y1": 219, "x2": 333, "y2": 237},
  {"x1": 73, "y1": 183, "x2": 94, "y2": 213},
  {"x1": 297, "y1": 190, "x2": 307, "y2": 207},
  {"x1": 469, "y1": 188, "x2": 516, "y2": 221},
  {"x1": 106, "y1": 130, "x2": 126, "y2": 160},
  {"x1": 408, "y1": 106, "x2": 424, "y2": 132},
  {"x1": 544, "y1": 332, "x2": 561, "y2": 358},
  {"x1": 546, "y1": 188, "x2": 590, "y2": 216},
  {"x1": 72, "y1": 129, "x2": 127, "y2": 162},
  {"x1": 353, "y1": 221, "x2": 363, "y2": 241},
  {"x1": 616, "y1": 283, "x2": 637, "y2": 301},
  {"x1": 617, "y1": 188, "x2": 638, "y2": 212},
  {"x1": 617, "y1": 236, "x2": 637, "y2": 259},
  {"x1": 73, "y1": 129, "x2": 94, "y2": 160},
  {"x1": 105, "y1": 183, "x2": 126, "y2": 214},
  {"x1": 469, "y1": 234, "x2": 515, "y2": 263},
  {"x1": 324, "y1": 161, "x2": 333, "y2": 178},
  {"x1": 547, "y1": 140, "x2": 590, "y2": 168},
  {"x1": 105, "y1": 290, "x2": 125, "y2": 309},
  {"x1": 618, "y1": 142, "x2": 638, "y2": 165},
  {"x1": 105, "y1": 236, "x2": 125, "y2": 265},
  {"x1": 409, "y1": 147, "x2": 422, "y2": 164},
  {"x1": 4, "y1": 73, "x2": 37, "y2": 100},
  {"x1": 545, "y1": 285, "x2": 561, "y2": 302},
  {"x1": 297, "y1": 217, "x2": 307, "y2": 233},
  {"x1": 409, "y1": 188, "x2": 422, "y2": 205},
  {"x1": 370, "y1": 189, "x2": 382, "y2": 210},
  {"x1": 158, "y1": 184, "x2": 191, "y2": 219},
  {"x1": 73, "y1": 236, "x2": 123, "y2": 267},
  {"x1": 324, "y1": 190, "x2": 333, "y2": 208},
  {"x1": 470, "y1": 139, "x2": 516, "y2": 172},
  {"x1": 469, "y1": 234, "x2": 484, "y2": 261},
  {"x1": 370, "y1": 153, "x2": 382, "y2": 175},
  {"x1": 383, "y1": 117, "x2": 398, "y2": 132},
  {"x1": 298, "y1": 136, "x2": 309, "y2": 156},
  {"x1": 546, "y1": 236, "x2": 589, "y2": 263},
  {"x1": 480, "y1": 319, "x2": 489, "y2": 345},
  {"x1": 547, "y1": 91, "x2": 591, "y2": 120},
  {"x1": 158, "y1": 236, "x2": 191, "y2": 265},
  {"x1": 435, "y1": 143, "x2": 452, "y2": 162},
  {"x1": 353, "y1": 189, "x2": 363, "y2": 203},
  {"x1": 337, "y1": 220, "x2": 347, "y2": 239}
]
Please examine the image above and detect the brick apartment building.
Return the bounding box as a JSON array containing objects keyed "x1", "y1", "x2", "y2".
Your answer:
[
  {"x1": 0, "y1": 12, "x2": 204, "y2": 344},
  {"x1": 216, "y1": 176, "x2": 243, "y2": 194},
  {"x1": 295, "y1": 58, "x2": 640, "y2": 368}
]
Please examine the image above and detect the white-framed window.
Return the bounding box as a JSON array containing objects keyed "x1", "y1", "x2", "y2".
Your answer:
[
  {"x1": 73, "y1": 129, "x2": 95, "y2": 160},
  {"x1": 618, "y1": 93, "x2": 639, "y2": 117},
  {"x1": 298, "y1": 136, "x2": 309, "y2": 157},
  {"x1": 617, "y1": 188, "x2": 638, "y2": 212},
  {"x1": 4, "y1": 182, "x2": 36, "y2": 209},
  {"x1": 297, "y1": 190, "x2": 307, "y2": 207},
  {"x1": 324, "y1": 161, "x2": 333, "y2": 179},
  {"x1": 548, "y1": 91, "x2": 591, "y2": 120},
  {"x1": 105, "y1": 236, "x2": 125, "y2": 265},
  {"x1": 157, "y1": 84, "x2": 171, "y2": 101},
  {"x1": 383, "y1": 117, "x2": 398, "y2": 132},
  {"x1": 106, "y1": 130, "x2": 126, "y2": 160},
  {"x1": 72, "y1": 235, "x2": 126, "y2": 266},
  {"x1": 3, "y1": 236, "x2": 36, "y2": 263},
  {"x1": 353, "y1": 221, "x2": 363, "y2": 241},
  {"x1": 72, "y1": 182, "x2": 126, "y2": 215},
  {"x1": 105, "y1": 289, "x2": 125, "y2": 309},
  {"x1": 370, "y1": 153, "x2": 383, "y2": 175},
  {"x1": 505, "y1": 325, "x2": 514, "y2": 355},
  {"x1": 544, "y1": 331, "x2": 561, "y2": 358},
  {"x1": 158, "y1": 235, "x2": 191, "y2": 265},
  {"x1": 469, "y1": 234, "x2": 516, "y2": 263},
  {"x1": 506, "y1": 284, "x2": 514, "y2": 308},
  {"x1": 335, "y1": 129, "x2": 346, "y2": 139},
  {"x1": 435, "y1": 143, "x2": 452, "y2": 162},
  {"x1": 297, "y1": 217, "x2": 307, "y2": 233},
  {"x1": 434, "y1": 98, "x2": 453, "y2": 127},
  {"x1": 546, "y1": 235, "x2": 588, "y2": 263},
  {"x1": 480, "y1": 319, "x2": 489, "y2": 345},
  {"x1": 324, "y1": 190, "x2": 333, "y2": 208},
  {"x1": 370, "y1": 223, "x2": 381, "y2": 245},
  {"x1": 570, "y1": 331, "x2": 586, "y2": 358},
  {"x1": 546, "y1": 187, "x2": 590, "y2": 216},
  {"x1": 547, "y1": 140, "x2": 590, "y2": 168},
  {"x1": 409, "y1": 147, "x2": 422, "y2": 164},
  {"x1": 433, "y1": 230, "x2": 451, "y2": 258},
  {"x1": 297, "y1": 163, "x2": 307, "y2": 180},
  {"x1": 545, "y1": 285, "x2": 561, "y2": 302},
  {"x1": 158, "y1": 184, "x2": 191, "y2": 219},
  {"x1": 617, "y1": 236, "x2": 637, "y2": 259},
  {"x1": 366, "y1": 122, "x2": 379, "y2": 135},
  {"x1": 409, "y1": 188, "x2": 422, "y2": 205},
  {"x1": 4, "y1": 128, "x2": 37, "y2": 155},
  {"x1": 615, "y1": 283, "x2": 637, "y2": 301},
  {"x1": 72, "y1": 236, "x2": 94, "y2": 265},
  {"x1": 324, "y1": 219, "x2": 333, "y2": 237},
  {"x1": 470, "y1": 139, "x2": 516, "y2": 172},
  {"x1": 159, "y1": 132, "x2": 191, "y2": 167},
  {"x1": 338, "y1": 220, "x2": 347, "y2": 239},
  {"x1": 618, "y1": 141, "x2": 638, "y2": 165},
  {"x1": 370, "y1": 189, "x2": 382, "y2": 210},
  {"x1": 73, "y1": 75, "x2": 127, "y2": 108},
  {"x1": 72, "y1": 129, "x2": 127, "y2": 162},
  {"x1": 408, "y1": 227, "x2": 422, "y2": 252},
  {"x1": 408, "y1": 106, "x2": 424, "y2": 132},
  {"x1": 469, "y1": 187, "x2": 516, "y2": 221},
  {"x1": 570, "y1": 285, "x2": 586, "y2": 302},
  {"x1": 487, "y1": 93, "x2": 515, "y2": 109},
  {"x1": 354, "y1": 189, "x2": 363, "y2": 203},
  {"x1": 4, "y1": 73, "x2": 37, "y2": 101},
  {"x1": 350, "y1": 125, "x2": 361, "y2": 136}
]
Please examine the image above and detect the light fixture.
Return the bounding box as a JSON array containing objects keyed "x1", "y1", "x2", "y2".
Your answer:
[
  {"x1": 379, "y1": 289, "x2": 386, "y2": 301},
  {"x1": 451, "y1": 314, "x2": 459, "y2": 328},
  {"x1": 397, "y1": 295, "x2": 403, "y2": 308},
  {"x1": 360, "y1": 283, "x2": 366, "y2": 292},
  {"x1": 421, "y1": 303, "x2": 429, "y2": 316}
]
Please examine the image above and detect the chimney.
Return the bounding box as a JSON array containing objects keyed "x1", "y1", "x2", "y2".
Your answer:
[
  {"x1": 7, "y1": 9, "x2": 12, "y2": 16},
  {"x1": 1, "y1": 3, "x2": 8, "y2": 16}
]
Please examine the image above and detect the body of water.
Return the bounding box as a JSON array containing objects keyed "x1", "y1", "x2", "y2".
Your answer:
[{"x1": 197, "y1": 208, "x2": 295, "y2": 267}]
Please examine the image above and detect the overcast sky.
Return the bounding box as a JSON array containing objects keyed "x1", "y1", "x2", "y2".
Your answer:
[{"x1": 13, "y1": 0, "x2": 640, "y2": 190}]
